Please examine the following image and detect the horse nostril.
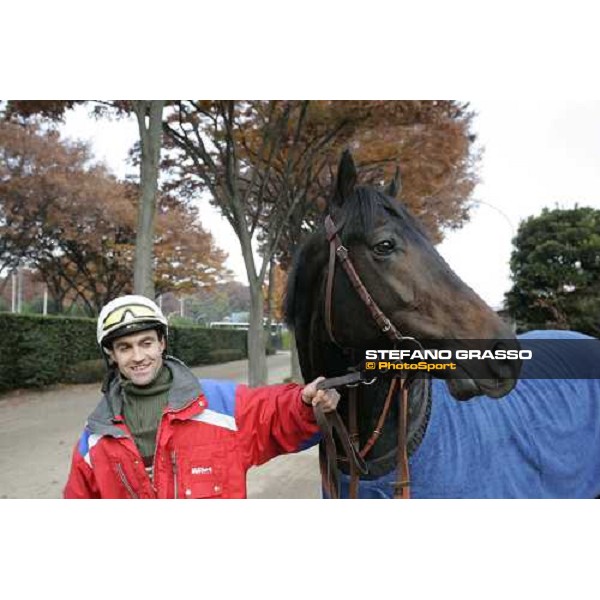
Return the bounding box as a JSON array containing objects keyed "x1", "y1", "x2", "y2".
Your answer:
[
  {"x1": 492, "y1": 340, "x2": 507, "y2": 354},
  {"x1": 488, "y1": 340, "x2": 521, "y2": 379}
]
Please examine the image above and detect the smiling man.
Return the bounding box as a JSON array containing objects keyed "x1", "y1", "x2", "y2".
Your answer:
[
  {"x1": 111, "y1": 329, "x2": 165, "y2": 385},
  {"x1": 64, "y1": 295, "x2": 337, "y2": 499}
]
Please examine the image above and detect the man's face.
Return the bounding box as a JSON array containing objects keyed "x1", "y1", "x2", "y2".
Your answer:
[{"x1": 108, "y1": 329, "x2": 166, "y2": 386}]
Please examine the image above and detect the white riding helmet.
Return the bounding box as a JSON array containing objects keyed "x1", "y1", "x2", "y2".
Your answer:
[{"x1": 97, "y1": 295, "x2": 168, "y2": 351}]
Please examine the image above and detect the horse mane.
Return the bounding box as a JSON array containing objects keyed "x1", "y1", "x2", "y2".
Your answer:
[{"x1": 284, "y1": 230, "x2": 324, "y2": 332}]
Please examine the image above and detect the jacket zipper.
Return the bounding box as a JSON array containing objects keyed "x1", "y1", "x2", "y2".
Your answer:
[
  {"x1": 171, "y1": 451, "x2": 178, "y2": 499},
  {"x1": 151, "y1": 408, "x2": 172, "y2": 497},
  {"x1": 153, "y1": 397, "x2": 201, "y2": 498},
  {"x1": 116, "y1": 463, "x2": 139, "y2": 499}
]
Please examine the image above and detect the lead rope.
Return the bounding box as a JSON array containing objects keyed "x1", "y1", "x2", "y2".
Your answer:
[
  {"x1": 348, "y1": 386, "x2": 360, "y2": 499},
  {"x1": 348, "y1": 379, "x2": 397, "y2": 498},
  {"x1": 359, "y1": 378, "x2": 398, "y2": 459},
  {"x1": 314, "y1": 402, "x2": 368, "y2": 499},
  {"x1": 394, "y1": 376, "x2": 411, "y2": 499},
  {"x1": 348, "y1": 378, "x2": 410, "y2": 499}
]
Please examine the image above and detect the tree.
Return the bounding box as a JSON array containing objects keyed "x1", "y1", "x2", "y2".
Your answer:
[
  {"x1": 253, "y1": 101, "x2": 479, "y2": 268},
  {"x1": 39, "y1": 182, "x2": 230, "y2": 314},
  {"x1": 0, "y1": 119, "x2": 89, "y2": 275},
  {"x1": 163, "y1": 101, "x2": 310, "y2": 385},
  {"x1": 505, "y1": 206, "x2": 600, "y2": 336},
  {"x1": 163, "y1": 100, "x2": 480, "y2": 384},
  {"x1": 0, "y1": 120, "x2": 229, "y2": 314},
  {"x1": 181, "y1": 282, "x2": 251, "y2": 325},
  {"x1": 257, "y1": 102, "x2": 482, "y2": 381},
  {"x1": 131, "y1": 101, "x2": 166, "y2": 298},
  {"x1": 4, "y1": 100, "x2": 167, "y2": 299},
  {"x1": 154, "y1": 193, "x2": 230, "y2": 296},
  {"x1": 0, "y1": 118, "x2": 107, "y2": 309}
]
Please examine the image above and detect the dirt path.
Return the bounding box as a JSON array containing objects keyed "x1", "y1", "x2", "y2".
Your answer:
[{"x1": 0, "y1": 352, "x2": 321, "y2": 499}]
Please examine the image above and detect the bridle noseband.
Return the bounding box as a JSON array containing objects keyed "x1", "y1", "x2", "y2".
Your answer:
[{"x1": 316, "y1": 213, "x2": 417, "y2": 499}]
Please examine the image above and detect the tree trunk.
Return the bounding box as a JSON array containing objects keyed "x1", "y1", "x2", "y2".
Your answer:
[
  {"x1": 132, "y1": 100, "x2": 165, "y2": 299},
  {"x1": 290, "y1": 329, "x2": 302, "y2": 383},
  {"x1": 264, "y1": 257, "x2": 275, "y2": 353},
  {"x1": 248, "y1": 281, "x2": 267, "y2": 386}
]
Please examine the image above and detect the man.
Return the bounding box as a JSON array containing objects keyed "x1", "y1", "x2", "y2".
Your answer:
[{"x1": 64, "y1": 295, "x2": 338, "y2": 499}]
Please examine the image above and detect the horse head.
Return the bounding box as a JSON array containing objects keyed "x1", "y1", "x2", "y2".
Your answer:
[{"x1": 287, "y1": 150, "x2": 520, "y2": 401}]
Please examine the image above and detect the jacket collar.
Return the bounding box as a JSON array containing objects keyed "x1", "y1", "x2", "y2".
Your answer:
[
  {"x1": 164, "y1": 356, "x2": 203, "y2": 410},
  {"x1": 86, "y1": 357, "x2": 203, "y2": 437}
]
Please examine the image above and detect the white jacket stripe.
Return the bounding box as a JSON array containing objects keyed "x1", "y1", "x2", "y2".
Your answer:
[
  {"x1": 191, "y1": 408, "x2": 238, "y2": 431},
  {"x1": 84, "y1": 434, "x2": 102, "y2": 467}
]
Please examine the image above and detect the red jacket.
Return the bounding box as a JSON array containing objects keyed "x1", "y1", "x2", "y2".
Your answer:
[{"x1": 64, "y1": 359, "x2": 320, "y2": 499}]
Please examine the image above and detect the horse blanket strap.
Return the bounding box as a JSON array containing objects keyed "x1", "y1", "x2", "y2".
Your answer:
[
  {"x1": 324, "y1": 214, "x2": 404, "y2": 344},
  {"x1": 394, "y1": 377, "x2": 411, "y2": 499}
]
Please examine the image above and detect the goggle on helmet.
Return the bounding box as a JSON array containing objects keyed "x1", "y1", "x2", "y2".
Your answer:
[{"x1": 97, "y1": 295, "x2": 168, "y2": 351}]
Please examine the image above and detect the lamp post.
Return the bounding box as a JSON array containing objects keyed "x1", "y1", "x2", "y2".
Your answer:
[
  {"x1": 11, "y1": 272, "x2": 16, "y2": 313},
  {"x1": 17, "y1": 266, "x2": 23, "y2": 313}
]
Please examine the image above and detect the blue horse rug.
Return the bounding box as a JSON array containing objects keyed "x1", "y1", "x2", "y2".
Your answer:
[{"x1": 338, "y1": 331, "x2": 600, "y2": 498}]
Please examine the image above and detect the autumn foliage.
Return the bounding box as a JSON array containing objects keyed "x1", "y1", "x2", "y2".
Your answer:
[
  {"x1": 247, "y1": 101, "x2": 479, "y2": 264},
  {"x1": 163, "y1": 101, "x2": 478, "y2": 266},
  {"x1": 0, "y1": 120, "x2": 228, "y2": 314},
  {"x1": 161, "y1": 100, "x2": 480, "y2": 384}
]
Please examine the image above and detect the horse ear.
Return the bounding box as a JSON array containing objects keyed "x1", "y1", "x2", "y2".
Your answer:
[
  {"x1": 386, "y1": 167, "x2": 402, "y2": 198},
  {"x1": 332, "y1": 149, "x2": 358, "y2": 206}
]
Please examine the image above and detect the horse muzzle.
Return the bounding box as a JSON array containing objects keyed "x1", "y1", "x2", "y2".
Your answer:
[
  {"x1": 445, "y1": 339, "x2": 522, "y2": 400},
  {"x1": 446, "y1": 372, "x2": 518, "y2": 400}
]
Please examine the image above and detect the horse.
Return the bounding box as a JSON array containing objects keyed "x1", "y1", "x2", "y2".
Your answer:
[{"x1": 285, "y1": 150, "x2": 600, "y2": 498}]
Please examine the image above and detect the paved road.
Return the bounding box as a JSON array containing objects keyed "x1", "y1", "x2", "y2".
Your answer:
[{"x1": 0, "y1": 352, "x2": 321, "y2": 499}]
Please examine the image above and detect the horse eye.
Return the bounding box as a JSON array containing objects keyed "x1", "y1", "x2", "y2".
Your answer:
[{"x1": 373, "y1": 240, "x2": 395, "y2": 255}]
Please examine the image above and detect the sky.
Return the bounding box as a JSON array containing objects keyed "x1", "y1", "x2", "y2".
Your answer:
[{"x1": 61, "y1": 101, "x2": 600, "y2": 309}]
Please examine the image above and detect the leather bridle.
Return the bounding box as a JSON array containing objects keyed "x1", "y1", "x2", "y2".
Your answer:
[
  {"x1": 324, "y1": 215, "x2": 408, "y2": 346},
  {"x1": 314, "y1": 214, "x2": 418, "y2": 499}
]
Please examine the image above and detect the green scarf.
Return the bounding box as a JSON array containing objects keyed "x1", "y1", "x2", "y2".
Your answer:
[{"x1": 121, "y1": 365, "x2": 173, "y2": 466}]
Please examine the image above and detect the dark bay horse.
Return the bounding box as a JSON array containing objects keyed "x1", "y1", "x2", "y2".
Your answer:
[{"x1": 286, "y1": 150, "x2": 600, "y2": 498}]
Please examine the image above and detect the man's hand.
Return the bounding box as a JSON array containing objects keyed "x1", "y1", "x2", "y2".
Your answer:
[{"x1": 301, "y1": 377, "x2": 340, "y2": 413}]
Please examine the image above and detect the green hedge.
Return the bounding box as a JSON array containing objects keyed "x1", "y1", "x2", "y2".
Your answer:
[
  {"x1": 0, "y1": 314, "x2": 248, "y2": 393},
  {"x1": 0, "y1": 313, "x2": 100, "y2": 392},
  {"x1": 168, "y1": 324, "x2": 247, "y2": 365}
]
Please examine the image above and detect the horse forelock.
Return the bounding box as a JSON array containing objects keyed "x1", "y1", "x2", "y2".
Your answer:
[
  {"x1": 337, "y1": 186, "x2": 430, "y2": 246},
  {"x1": 287, "y1": 185, "x2": 431, "y2": 331}
]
